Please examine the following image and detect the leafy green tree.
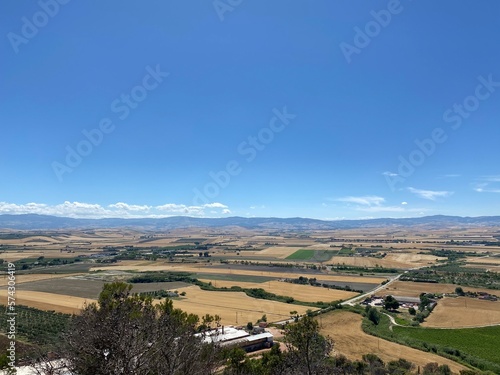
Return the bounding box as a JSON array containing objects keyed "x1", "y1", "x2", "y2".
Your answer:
[
  {"x1": 422, "y1": 363, "x2": 451, "y2": 375},
  {"x1": 283, "y1": 315, "x2": 333, "y2": 375},
  {"x1": 387, "y1": 358, "x2": 414, "y2": 374},
  {"x1": 61, "y1": 282, "x2": 222, "y2": 375},
  {"x1": 455, "y1": 287, "x2": 465, "y2": 296},
  {"x1": 261, "y1": 344, "x2": 287, "y2": 375},
  {"x1": 363, "y1": 353, "x2": 387, "y2": 375},
  {"x1": 366, "y1": 306, "x2": 381, "y2": 325},
  {"x1": 383, "y1": 295, "x2": 400, "y2": 311}
]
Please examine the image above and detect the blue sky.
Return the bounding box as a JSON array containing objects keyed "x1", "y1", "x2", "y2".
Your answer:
[{"x1": 1, "y1": 0, "x2": 499, "y2": 219}]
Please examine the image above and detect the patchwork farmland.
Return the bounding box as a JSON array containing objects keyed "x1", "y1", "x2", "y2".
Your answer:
[{"x1": 1, "y1": 224, "x2": 499, "y2": 372}]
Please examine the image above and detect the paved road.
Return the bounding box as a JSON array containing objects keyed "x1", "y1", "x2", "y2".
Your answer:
[{"x1": 341, "y1": 273, "x2": 402, "y2": 306}]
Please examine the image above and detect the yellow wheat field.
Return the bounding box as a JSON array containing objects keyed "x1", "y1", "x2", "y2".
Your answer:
[
  {"x1": 161, "y1": 285, "x2": 310, "y2": 325},
  {"x1": 319, "y1": 311, "x2": 466, "y2": 373},
  {"x1": 423, "y1": 297, "x2": 500, "y2": 328},
  {"x1": 91, "y1": 262, "x2": 386, "y2": 284},
  {"x1": 198, "y1": 279, "x2": 357, "y2": 303},
  {"x1": 0, "y1": 273, "x2": 82, "y2": 287},
  {"x1": 0, "y1": 290, "x2": 92, "y2": 314},
  {"x1": 383, "y1": 281, "x2": 494, "y2": 297}
]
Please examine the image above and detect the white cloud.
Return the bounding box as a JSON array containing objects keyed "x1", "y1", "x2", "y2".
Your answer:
[
  {"x1": 474, "y1": 176, "x2": 500, "y2": 193},
  {"x1": 474, "y1": 184, "x2": 500, "y2": 193},
  {"x1": 108, "y1": 202, "x2": 152, "y2": 212},
  {"x1": 0, "y1": 201, "x2": 232, "y2": 219},
  {"x1": 0, "y1": 201, "x2": 114, "y2": 218},
  {"x1": 249, "y1": 205, "x2": 266, "y2": 210},
  {"x1": 334, "y1": 195, "x2": 426, "y2": 215},
  {"x1": 356, "y1": 205, "x2": 425, "y2": 213},
  {"x1": 203, "y1": 203, "x2": 228, "y2": 209},
  {"x1": 407, "y1": 187, "x2": 453, "y2": 200},
  {"x1": 336, "y1": 196, "x2": 385, "y2": 206},
  {"x1": 483, "y1": 175, "x2": 500, "y2": 182},
  {"x1": 383, "y1": 171, "x2": 399, "y2": 177}
]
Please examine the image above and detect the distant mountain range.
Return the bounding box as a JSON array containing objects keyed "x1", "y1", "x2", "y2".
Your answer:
[{"x1": 0, "y1": 214, "x2": 500, "y2": 230}]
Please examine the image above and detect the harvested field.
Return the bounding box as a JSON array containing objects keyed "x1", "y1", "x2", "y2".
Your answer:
[
  {"x1": 329, "y1": 253, "x2": 445, "y2": 269},
  {"x1": 91, "y1": 263, "x2": 386, "y2": 284},
  {"x1": 135, "y1": 238, "x2": 180, "y2": 246},
  {"x1": 463, "y1": 263, "x2": 500, "y2": 272},
  {"x1": 467, "y1": 256, "x2": 500, "y2": 265},
  {"x1": 198, "y1": 279, "x2": 358, "y2": 303},
  {"x1": 467, "y1": 257, "x2": 500, "y2": 272},
  {"x1": 164, "y1": 285, "x2": 310, "y2": 325},
  {"x1": 18, "y1": 278, "x2": 190, "y2": 299},
  {"x1": 0, "y1": 290, "x2": 92, "y2": 314},
  {"x1": 196, "y1": 273, "x2": 274, "y2": 283},
  {"x1": 0, "y1": 273, "x2": 81, "y2": 287},
  {"x1": 0, "y1": 249, "x2": 103, "y2": 262},
  {"x1": 0, "y1": 251, "x2": 54, "y2": 261},
  {"x1": 319, "y1": 311, "x2": 466, "y2": 373},
  {"x1": 383, "y1": 281, "x2": 494, "y2": 297},
  {"x1": 258, "y1": 247, "x2": 302, "y2": 259},
  {"x1": 423, "y1": 297, "x2": 500, "y2": 328}
]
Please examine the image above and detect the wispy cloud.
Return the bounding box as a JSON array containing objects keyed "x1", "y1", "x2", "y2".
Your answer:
[
  {"x1": 249, "y1": 205, "x2": 266, "y2": 210},
  {"x1": 334, "y1": 195, "x2": 426, "y2": 215},
  {"x1": 483, "y1": 175, "x2": 500, "y2": 182},
  {"x1": 356, "y1": 205, "x2": 426, "y2": 213},
  {"x1": 383, "y1": 171, "x2": 399, "y2": 177},
  {"x1": 473, "y1": 175, "x2": 500, "y2": 193},
  {"x1": 0, "y1": 201, "x2": 231, "y2": 219},
  {"x1": 336, "y1": 195, "x2": 385, "y2": 206},
  {"x1": 407, "y1": 187, "x2": 453, "y2": 200},
  {"x1": 474, "y1": 183, "x2": 500, "y2": 193}
]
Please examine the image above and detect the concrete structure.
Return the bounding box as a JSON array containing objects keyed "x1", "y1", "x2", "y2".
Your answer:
[{"x1": 196, "y1": 326, "x2": 274, "y2": 352}]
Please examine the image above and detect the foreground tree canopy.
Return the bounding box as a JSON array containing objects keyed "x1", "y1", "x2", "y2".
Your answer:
[{"x1": 64, "y1": 282, "x2": 221, "y2": 375}]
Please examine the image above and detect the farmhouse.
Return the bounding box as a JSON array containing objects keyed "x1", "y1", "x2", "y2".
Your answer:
[
  {"x1": 197, "y1": 326, "x2": 274, "y2": 352},
  {"x1": 392, "y1": 296, "x2": 420, "y2": 308}
]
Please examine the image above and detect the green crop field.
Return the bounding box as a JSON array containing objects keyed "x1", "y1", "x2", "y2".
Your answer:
[
  {"x1": 394, "y1": 325, "x2": 500, "y2": 366},
  {"x1": 286, "y1": 249, "x2": 315, "y2": 260},
  {"x1": 286, "y1": 249, "x2": 337, "y2": 262},
  {"x1": 338, "y1": 247, "x2": 355, "y2": 256}
]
